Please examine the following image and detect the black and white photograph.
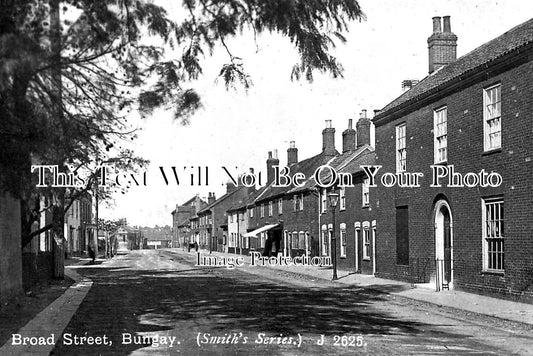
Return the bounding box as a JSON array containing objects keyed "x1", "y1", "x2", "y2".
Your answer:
[{"x1": 1, "y1": 0, "x2": 533, "y2": 355}]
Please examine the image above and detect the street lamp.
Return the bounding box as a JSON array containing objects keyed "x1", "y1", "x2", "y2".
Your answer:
[{"x1": 328, "y1": 191, "x2": 339, "y2": 281}]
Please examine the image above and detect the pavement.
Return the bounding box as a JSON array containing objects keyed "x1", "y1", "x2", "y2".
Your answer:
[
  {"x1": 0, "y1": 257, "x2": 94, "y2": 356},
  {"x1": 178, "y1": 248, "x2": 533, "y2": 327},
  {"x1": 1, "y1": 248, "x2": 532, "y2": 355}
]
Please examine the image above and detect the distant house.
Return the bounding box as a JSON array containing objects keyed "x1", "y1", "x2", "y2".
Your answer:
[
  {"x1": 373, "y1": 16, "x2": 533, "y2": 301},
  {"x1": 197, "y1": 184, "x2": 252, "y2": 252},
  {"x1": 116, "y1": 226, "x2": 142, "y2": 250},
  {"x1": 142, "y1": 226, "x2": 172, "y2": 249},
  {"x1": 64, "y1": 193, "x2": 93, "y2": 255},
  {"x1": 171, "y1": 195, "x2": 206, "y2": 248}
]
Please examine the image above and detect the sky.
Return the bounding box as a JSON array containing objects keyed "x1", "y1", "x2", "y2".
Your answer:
[{"x1": 100, "y1": 0, "x2": 533, "y2": 227}]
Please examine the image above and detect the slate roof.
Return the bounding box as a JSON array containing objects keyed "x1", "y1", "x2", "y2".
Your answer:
[
  {"x1": 227, "y1": 186, "x2": 268, "y2": 212},
  {"x1": 256, "y1": 150, "x2": 337, "y2": 203},
  {"x1": 197, "y1": 186, "x2": 248, "y2": 215},
  {"x1": 177, "y1": 218, "x2": 190, "y2": 228},
  {"x1": 171, "y1": 195, "x2": 206, "y2": 215},
  {"x1": 289, "y1": 145, "x2": 375, "y2": 193},
  {"x1": 375, "y1": 17, "x2": 533, "y2": 121}
]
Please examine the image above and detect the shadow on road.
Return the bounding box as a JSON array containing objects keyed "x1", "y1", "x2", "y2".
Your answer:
[{"x1": 52, "y1": 255, "x2": 488, "y2": 355}]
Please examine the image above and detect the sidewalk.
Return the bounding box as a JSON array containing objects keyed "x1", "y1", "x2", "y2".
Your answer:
[
  {"x1": 177, "y1": 248, "x2": 533, "y2": 327},
  {"x1": 0, "y1": 258, "x2": 94, "y2": 355}
]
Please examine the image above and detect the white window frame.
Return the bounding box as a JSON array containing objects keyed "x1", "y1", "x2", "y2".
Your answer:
[
  {"x1": 278, "y1": 198, "x2": 283, "y2": 214},
  {"x1": 363, "y1": 229, "x2": 370, "y2": 260},
  {"x1": 249, "y1": 207, "x2": 254, "y2": 218},
  {"x1": 321, "y1": 225, "x2": 328, "y2": 256},
  {"x1": 434, "y1": 106, "x2": 448, "y2": 163},
  {"x1": 260, "y1": 232, "x2": 266, "y2": 248},
  {"x1": 396, "y1": 123, "x2": 406, "y2": 172},
  {"x1": 321, "y1": 188, "x2": 327, "y2": 213},
  {"x1": 362, "y1": 177, "x2": 370, "y2": 207},
  {"x1": 260, "y1": 203, "x2": 264, "y2": 218},
  {"x1": 268, "y1": 201, "x2": 273, "y2": 216},
  {"x1": 483, "y1": 84, "x2": 502, "y2": 151},
  {"x1": 294, "y1": 194, "x2": 303, "y2": 211},
  {"x1": 292, "y1": 232, "x2": 298, "y2": 249},
  {"x1": 339, "y1": 187, "x2": 346, "y2": 211},
  {"x1": 340, "y1": 224, "x2": 346, "y2": 258},
  {"x1": 298, "y1": 231, "x2": 305, "y2": 250},
  {"x1": 482, "y1": 197, "x2": 504, "y2": 272}
]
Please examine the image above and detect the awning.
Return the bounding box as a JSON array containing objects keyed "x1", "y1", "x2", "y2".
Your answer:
[{"x1": 243, "y1": 224, "x2": 279, "y2": 238}]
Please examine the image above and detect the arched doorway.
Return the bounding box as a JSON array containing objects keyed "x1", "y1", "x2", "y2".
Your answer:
[{"x1": 434, "y1": 200, "x2": 453, "y2": 291}]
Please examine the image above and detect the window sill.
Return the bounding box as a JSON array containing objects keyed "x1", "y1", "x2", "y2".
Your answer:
[
  {"x1": 482, "y1": 148, "x2": 502, "y2": 156},
  {"x1": 480, "y1": 270, "x2": 505, "y2": 276},
  {"x1": 340, "y1": 256, "x2": 346, "y2": 259},
  {"x1": 361, "y1": 204, "x2": 370, "y2": 209},
  {"x1": 433, "y1": 161, "x2": 447, "y2": 166},
  {"x1": 363, "y1": 257, "x2": 370, "y2": 261}
]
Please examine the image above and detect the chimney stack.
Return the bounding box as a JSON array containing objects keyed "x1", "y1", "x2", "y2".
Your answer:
[
  {"x1": 322, "y1": 120, "x2": 336, "y2": 156},
  {"x1": 287, "y1": 141, "x2": 298, "y2": 165},
  {"x1": 342, "y1": 119, "x2": 356, "y2": 153},
  {"x1": 428, "y1": 16, "x2": 457, "y2": 74},
  {"x1": 207, "y1": 192, "x2": 216, "y2": 205},
  {"x1": 356, "y1": 110, "x2": 371, "y2": 148},
  {"x1": 226, "y1": 180, "x2": 237, "y2": 194},
  {"x1": 266, "y1": 150, "x2": 279, "y2": 184},
  {"x1": 401, "y1": 79, "x2": 420, "y2": 92}
]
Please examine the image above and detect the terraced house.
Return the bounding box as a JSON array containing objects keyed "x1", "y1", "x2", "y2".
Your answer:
[
  {"x1": 317, "y1": 112, "x2": 376, "y2": 274},
  {"x1": 243, "y1": 122, "x2": 339, "y2": 258},
  {"x1": 373, "y1": 16, "x2": 533, "y2": 301}
]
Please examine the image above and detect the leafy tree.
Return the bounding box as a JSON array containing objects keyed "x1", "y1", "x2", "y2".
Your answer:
[{"x1": 0, "y1": 0, "x2": 364, "y2": 255}]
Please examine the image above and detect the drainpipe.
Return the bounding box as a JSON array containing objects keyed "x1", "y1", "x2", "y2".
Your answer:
[{"x1": 238, "y1": 212, "x2": 242, "y2": 255}]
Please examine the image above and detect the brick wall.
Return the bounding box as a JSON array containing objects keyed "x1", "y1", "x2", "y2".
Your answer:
[
  {"x1": 320, "y1": 174, "x2": 375, "y2": 273},
  {"x1": 374, "y1": 59, "x2": 533, "y2": 301},
  {"x1": 0, "y1": 193, "x2": 23, "y2": 304}
]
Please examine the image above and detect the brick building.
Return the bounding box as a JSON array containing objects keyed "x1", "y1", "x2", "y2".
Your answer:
[
  {"x1": 64, "y1": 193, "x2": 93, "y2": 255},
  {"x1": 318, "y1": 113, "x2": 376, "y2": 274},
  {"x1": 373, "y1": 16, "x2": 533, "y2": 301},
  {"x1": 243, "y1": 121, "x2": 341, "y2": 257},
  {"x1": 171, "y1": 195, "x2": 206, "y2": 247},
  {"x1": 197, "y1": 184, "x2": 252, "y2": 252}
]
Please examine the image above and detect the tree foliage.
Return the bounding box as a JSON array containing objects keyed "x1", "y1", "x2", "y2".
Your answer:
[{"x1": 0, "y1": 0, "x2": 364, "y2": 245}]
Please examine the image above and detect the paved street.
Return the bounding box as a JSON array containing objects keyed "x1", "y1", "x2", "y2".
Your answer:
[{"x1": 47, "y1": 249, "x2": 532, "y2": 355}]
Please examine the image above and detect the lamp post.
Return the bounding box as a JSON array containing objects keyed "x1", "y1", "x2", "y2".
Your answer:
[{"x1": 328, "y1": 191, "x2": 339, "y2": 281}]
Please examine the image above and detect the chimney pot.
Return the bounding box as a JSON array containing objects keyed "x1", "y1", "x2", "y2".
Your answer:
[
  {"x1": 356, "y1": 113, "x2": 371, "y2": 148},
  {"x1": 287, "y1": 141, "x2": 298, "y2": 165},
  {"x1": 322, "y1": 121, "x2": 336, "y2": 156},
  {"x1": 443, "y1": 16, "x2": 451, "y2": 32},
  {"x1": 342, "y1": 119, "x2": 356, "y2": 153},
  {"x1": 428, "y1": 16, "x2": 457, "y2": 74},
  {"x1": 266, "y1": 150, "x2": 280, "y2": 184},
  {"x1": 432, "y1": 16, "x2": 442, "y2": 33}
]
